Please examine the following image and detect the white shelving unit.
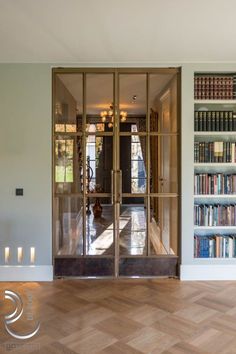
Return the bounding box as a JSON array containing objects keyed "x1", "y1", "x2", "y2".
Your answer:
[
  {"x1": 195, "y1": 99, "x2": 236, "y2": 105},
  {"x1": 194, "y1": 132, "x2": 236, "y2": 136},
  {"x1": 194, "y1": 163, "x2": 236, "y2": 167},
  {"x1": 194, "y1": 226, "x2": 236, "y2": 230},
  {"x1": 180, "y1": 64, "x2": 236, "y2": 280},
  {"x1": 194, "y1": 195, "x2": 236, "y2": 198},
  {"x1": 191, "y1": 74, "x2": 236, "y2": 279}
]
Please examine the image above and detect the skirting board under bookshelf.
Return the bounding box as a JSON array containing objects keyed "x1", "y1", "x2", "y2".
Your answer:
[{"x1": 180, "y1": 264, "x2": 236, "y2": 280}]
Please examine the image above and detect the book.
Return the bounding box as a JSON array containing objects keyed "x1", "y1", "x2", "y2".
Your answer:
[{"x1": 194, "y1": 234, "x2": 236, "y2": 258}]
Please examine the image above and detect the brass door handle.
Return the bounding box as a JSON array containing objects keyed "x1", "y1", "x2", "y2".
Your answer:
[
  {"x1": 117, "y1": 170, "x2": 122, "y2": 204},
  {"x1": 111, "y1": 170, "x2": 122, "y2": 204},
  {"x1": 111, "y1": 170, "x2": 114, "y2": 205}
]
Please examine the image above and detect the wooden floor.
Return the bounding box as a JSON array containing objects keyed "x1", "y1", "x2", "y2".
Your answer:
[{"x1": 1, "y1": 279, "x2": 236, "y2": 353}]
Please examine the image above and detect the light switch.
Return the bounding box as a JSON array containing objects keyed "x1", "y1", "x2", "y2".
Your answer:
[{"x1": 15, "y1": 188, "x2": 23, "y2": 196}]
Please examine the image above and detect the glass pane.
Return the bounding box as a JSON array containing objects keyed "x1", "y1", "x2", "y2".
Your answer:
[
  {"x1": 55, "y1": 136, "x2": 83, "y2": 194},
  {"x1": 86, "y1": 136, "x2": 113, "y2": 193},
  {"x1": 150, "y1": 135, "x2": 178, "y2": 193},
  {"x1": 119, "y1": 203, "x2": 147, "y2": 255},
  {"x1": 86, "y1": 74, "x2": 114, "y2": 131},
  {"x1": 89, "y1": 160, "x2": 96, "y2": 176},
  {"x1": 131, "y1": 179, "x2": 146, "y2": 193},
  {"x1": 121, "y1": 136, "x2": 147, "y2": 194},
  {"x1": 55, "y1": 197, "x2": 83, "y2": 255},
  {"x1": 86, "y1": 197, "x2": 114, "y2": 255},
  {"x1": 131, "y1": 141, "x2": 143, "y2": 159},
  {"x1": 150, "y1": 197, "x2": 178, "y2": 255},
  {"x1": 119, "y1": 74, "x2": 147, "y2": 132},
  {"x1": 54, "y1": 73, "x2": 83, "y2": 132},
  {"x1": 131, "y1": 161, "x2": 146, "y2": 178},
  {"x1": 87, "y1": 144, "x2": 95, "y2": 160},
  {"x1": 149, "y1": 73, "x2": 178, "y2": 132}
]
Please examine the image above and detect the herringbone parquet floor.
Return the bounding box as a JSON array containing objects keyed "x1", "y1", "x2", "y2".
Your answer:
[{"x1": 1, "y1": 279, "x2": 236, "y2": 353}]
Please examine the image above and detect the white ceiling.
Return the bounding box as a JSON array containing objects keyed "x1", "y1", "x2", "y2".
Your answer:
[
  {"x1": 58, "y1": 73, "x2": 173, "y2": 114},
  {"x1": 1, "y1": 0, "x2": 236, "y2": 63}
]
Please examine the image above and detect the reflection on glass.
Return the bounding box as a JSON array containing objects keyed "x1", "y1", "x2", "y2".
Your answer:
[
  {"x1": 86, "y1": 197, "x2": 114, "y2": 255},
  {"x1": 55, "y1": 136, "x2": 83, "y2": 194},
  {"x1": 86, "y1": 133, "x2": 113, "y2": 193},
  {"x1": 54, "y1": 74, "x2": 83, "y2": 132},
  {"x1": 119, "y1": 205, "x2": 147, "y2": 255},
  {"x1": 86, "y1": 123, "x2": 105, "y2": 133},
  {"x1": 55, "y1": 197, "x2": 83, "y2": 255},
  {"x1": 131, "y1": 179, "x2": 146, "y2": 194},
  {"x1": 150, "y1": 135, "x2": 178, "y2": 193},
  {"x1": 149, "y1": 73, "x2": 177, "y2": 132},
  {"x1": 86, "y1": 74, "x2": 114, "y2": 130},
  {"x1": 131, "y1": 161, "x2": 146, "y2": 177},
  {"x1": 55, "y1": 139, "x2": 73, "y2": 183},
  {"x1": 119, "y1": 74, "x2": 147, "y2": 131},
  {"x1": 150, "y1": 197, "x2": 178, "y2": 255},
  {"x1": 55, "y1": 124, "x2": 77, "y2": 133}
]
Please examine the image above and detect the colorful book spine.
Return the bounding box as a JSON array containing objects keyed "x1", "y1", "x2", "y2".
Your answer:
[
  {"x1": 194, "y1": 204, "x2": 236, "y2": 226},
  {"x1": 194, "y1": 234, "x2": 236, "y2": 258}
]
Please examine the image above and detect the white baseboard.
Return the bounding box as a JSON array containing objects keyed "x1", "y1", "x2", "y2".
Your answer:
[
  {"x1": 0, "y1": 266, "x2": 53, "y2": 281},
  {"x1": 181, "y1": 264, "x2": 236, "y2": 280}
]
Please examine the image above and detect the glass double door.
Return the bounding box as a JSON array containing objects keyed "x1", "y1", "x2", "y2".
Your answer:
[{"x1": 53, "y1": 69, "x2": 180, "y2": 277}]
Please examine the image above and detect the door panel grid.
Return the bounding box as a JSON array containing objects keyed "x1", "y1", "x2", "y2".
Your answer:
[{"x1": 53, "y1": 68, "x2": 180, "y2": 277}]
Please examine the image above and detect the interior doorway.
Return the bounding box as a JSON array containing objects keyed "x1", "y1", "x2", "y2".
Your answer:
[{"x1": 52, "y1": 68, "x2": 180, "y2": 277}]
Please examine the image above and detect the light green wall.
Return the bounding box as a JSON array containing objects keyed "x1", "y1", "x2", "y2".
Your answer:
[
  {"x1": 0, "y1": 64, "x2": 52, "y2": 265},
  {"x1": 2, "y1": 63, "x2": 235, "y2": 272}
]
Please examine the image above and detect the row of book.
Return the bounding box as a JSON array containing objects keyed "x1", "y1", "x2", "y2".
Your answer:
[
  {"x1": 194, "y1": 173, "x2": 236, "y2": 195},
  {"x1": 194, "y1": 75, "x2": 235, "y2": 100},
  {"x1": 194, "y1": 235, "x2": 236, "y2": 258},
  {"x1": 194, "y1": 141, "x2": 236, "y2": 163},
  {"x1": 195, "y1": 76, "x2": 234, "y2": 87},
  {"x1": 194, "y1": 204, "x2": 236, "y2": 226},
  {"x1": 194, "y1": 111, "x2": 236, "y2": 131}
]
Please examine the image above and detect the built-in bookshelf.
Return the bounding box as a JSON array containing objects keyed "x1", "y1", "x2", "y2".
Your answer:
[{"x1": 194, "y1": 72, "x2": 236, "y2": 259}]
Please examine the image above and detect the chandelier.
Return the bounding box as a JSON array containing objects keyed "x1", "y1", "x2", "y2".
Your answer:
[{"x1": 100, "y1": 104, "x2": 127, "y2": 128}]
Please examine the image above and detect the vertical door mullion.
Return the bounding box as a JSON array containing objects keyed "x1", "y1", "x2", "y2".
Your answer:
[
  {"x1": 146, "y1": 73, "x2": 151, "y2": 256},
  {"x1": 114, "y1": 69, "x2": 120, "y2": 278},
  {"x1": 82, "y1": 73, "x2": 87, "y2": 257}
]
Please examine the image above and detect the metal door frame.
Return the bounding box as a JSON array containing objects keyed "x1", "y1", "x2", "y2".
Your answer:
[{"x1": 52, "y1": 67, "x2": 181, "y2": 278}]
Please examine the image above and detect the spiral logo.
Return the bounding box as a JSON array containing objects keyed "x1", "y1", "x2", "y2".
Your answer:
[{"x1": 4, "y1": 290, "x2": 40, "y2": 340}]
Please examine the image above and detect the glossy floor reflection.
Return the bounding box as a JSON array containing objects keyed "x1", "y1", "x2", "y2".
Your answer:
[
  {"x1": 57, "y1": 205, "x2": 169, "y2": 256},
  {"x1": 86, "y1": 206, "x2": 147, "y2": 255},
  {"x1": 119, "y1": 206, "x2": 146, "y2": 255}
]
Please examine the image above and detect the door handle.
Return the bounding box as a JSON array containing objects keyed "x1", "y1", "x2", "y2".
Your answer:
[
  {"x1": 111, "y1": 170, "x2": 122, "y2": 204},
  {"x1": 117, "y1": 170, "x2": 122, "y2": 204},
  {"x1": 111, "y1": 170, "x2": 114, "y2": 205}
]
